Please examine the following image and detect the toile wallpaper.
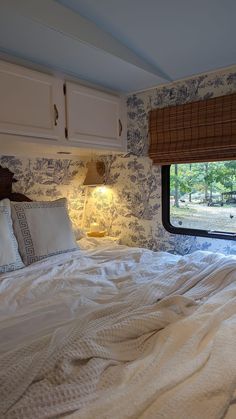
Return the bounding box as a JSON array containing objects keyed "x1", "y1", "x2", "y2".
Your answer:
[
  {"x1": 0, "y1": 66, "x2": 236, "y2": 255},
  {"x1": 124, "y1": 66, "x2": 236, "y2": 255},
  {"x1": 88, "y1": 65, "x2": 236, "y2": 255},
  {"x1": 0, "y1": 156, "x2": 87, "y2": 232}
]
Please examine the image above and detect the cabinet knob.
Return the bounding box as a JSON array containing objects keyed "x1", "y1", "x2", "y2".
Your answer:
[
  {"x1": 119, "y1": 119, "x2": 123, "y2": 137},
  {"x1": 54, "y1": 104, "x2": 59, "y2": 126}
]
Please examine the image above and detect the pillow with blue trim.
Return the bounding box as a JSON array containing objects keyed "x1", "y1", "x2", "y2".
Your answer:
[
  {"x1": 0, "y1": 199, "x2": 25, "y2": 273},
  {"x1": 11, "y1": 198, "x2": 77, "y2": 265}
]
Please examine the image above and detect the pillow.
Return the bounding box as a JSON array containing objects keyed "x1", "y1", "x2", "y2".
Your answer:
[
  {"x1": 11, "y1": 198, "x2": 77, "y2": 265},
  {"x1": 0, "y1": 199, "x2": 25, "y2": 273}
]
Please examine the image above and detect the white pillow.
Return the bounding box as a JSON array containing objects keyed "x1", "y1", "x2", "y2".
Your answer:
[
  {"x1": 11, "y1": 198, "x2": 77, "y2": 265},
  {"x1": 0, "y1": 199, "x2": 25, "y2": 273}
]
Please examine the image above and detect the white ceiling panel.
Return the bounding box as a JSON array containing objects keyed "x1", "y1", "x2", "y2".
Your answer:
[
  {"x1": 0, "y1": 0, "x2": 235, "y2": 92},
  {"x1": 58, "y1": 0, "x2": 236, "y2": 81},
  {"x1": 0, "y1": 2, "x2": 166, "y2": 91}
]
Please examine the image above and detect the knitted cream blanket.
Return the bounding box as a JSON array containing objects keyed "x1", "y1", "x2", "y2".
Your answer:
[{"x1": 0, "y1": 247, "x2": 236, "y2": 419}]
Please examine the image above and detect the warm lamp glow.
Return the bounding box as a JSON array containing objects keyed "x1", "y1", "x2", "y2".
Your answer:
[
  {"x1": 81, "y1": 162, "x2": 110, "y2": 228},
  {"x1": 97, "y1": 186, "x2": 108, "y2": 193},
  {"x1": 92, "y1": 185, "x2": 112, "y2": 198}
]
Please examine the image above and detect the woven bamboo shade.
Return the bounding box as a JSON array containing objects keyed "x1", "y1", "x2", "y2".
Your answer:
[{"x1": 148, "y1": 93, "x2": 236, "y2": 165}]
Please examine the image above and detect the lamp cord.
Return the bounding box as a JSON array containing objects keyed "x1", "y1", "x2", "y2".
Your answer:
[{"x1": 81, "y1": 186, "x2": 88, "y2": 228}]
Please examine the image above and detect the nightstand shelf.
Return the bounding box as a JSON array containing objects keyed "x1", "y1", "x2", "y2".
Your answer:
[
  {"x1": 87, "y1": 235, "x2": 120, "y2": 244},
  {"x1": 78, "y1": 235, "x2": 120, "y2": 250}
]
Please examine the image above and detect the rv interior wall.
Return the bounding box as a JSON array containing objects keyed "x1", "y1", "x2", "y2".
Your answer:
[
  {"x1": 0, "y1": 156, "x2": 87, "y2": 230},
  {"x1": 124, "y1": 65, "x2": 236, "y2": 255},
  {"x1": 1, "y1": 66, "x2": 236, "y2": 255}
]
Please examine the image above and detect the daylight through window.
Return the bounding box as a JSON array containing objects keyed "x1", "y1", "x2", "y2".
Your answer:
[{"x1": 162, "y1": 161, "x2": 236, "y2": 240}]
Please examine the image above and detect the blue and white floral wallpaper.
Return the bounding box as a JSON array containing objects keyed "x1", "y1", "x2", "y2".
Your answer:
[
  {"x1": 87, "y1": 65, "x2": 236, "y2": 255},
  {"x1": 0, "y1": 155, "x2": 87, "y2": 231},
  {"x1": 0, "y1": 65, "x2": 236, "y2": 255}
]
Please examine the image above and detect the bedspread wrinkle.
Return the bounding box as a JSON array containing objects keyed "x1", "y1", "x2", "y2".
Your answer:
[{"x1": 0, "y1": 245, "x2": 236, "y2": 419}]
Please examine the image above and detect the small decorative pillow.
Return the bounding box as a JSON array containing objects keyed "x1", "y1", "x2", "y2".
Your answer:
[
  {"x1": 11, "y1": 198, "x2": 77, "y2": 265},
  {"x1": 0, "y1": 199, "x2": 25, "y2": 273}
]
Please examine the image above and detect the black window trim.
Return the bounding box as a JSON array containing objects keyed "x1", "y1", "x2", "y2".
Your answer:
[{"x1": 162, "y1": 165, "x2": 236, "y2": 241}]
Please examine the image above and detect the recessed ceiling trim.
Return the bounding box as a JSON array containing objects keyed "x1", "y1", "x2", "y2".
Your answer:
[{"x1": 6, "y1": 0, "x2": 171, "y2": 81}]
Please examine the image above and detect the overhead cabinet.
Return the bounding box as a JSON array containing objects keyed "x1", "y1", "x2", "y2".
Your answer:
[
  {"x1": 0, "y1": 60, "x2": 64, "y2": 141},
  {"x1": 0, "y1": 60, "x2": 126, "y2": 153},
  {"x1": 65, "y1": 82, "x2": 125, "y2": 150}
]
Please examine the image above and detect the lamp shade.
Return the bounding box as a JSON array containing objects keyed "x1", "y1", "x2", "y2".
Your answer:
[{"x1": 83, "y1": 161, "x2": 105, "y2": 186}]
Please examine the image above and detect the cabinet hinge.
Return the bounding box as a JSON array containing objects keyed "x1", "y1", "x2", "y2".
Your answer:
[
  {"x1": 65, "y1": 127, "x2": 68, "y2": 138},
  {"x1": 63, "y1": 83, "x2": 66, "y2": 95}
]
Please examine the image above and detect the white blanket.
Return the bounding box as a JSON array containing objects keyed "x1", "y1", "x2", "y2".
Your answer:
[{"x1": 0, "y1": 244, "x2": 236, "y2": 419}]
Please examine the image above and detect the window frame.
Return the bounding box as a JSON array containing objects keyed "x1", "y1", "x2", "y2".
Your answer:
[{"x1": 162, "y1": 165, "x2": 236, "y2": 241}]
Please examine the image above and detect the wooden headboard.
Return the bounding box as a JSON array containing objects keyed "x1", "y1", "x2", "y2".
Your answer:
[{"x1": 0, "y1": 165, "x2": 31, "y2": 202}]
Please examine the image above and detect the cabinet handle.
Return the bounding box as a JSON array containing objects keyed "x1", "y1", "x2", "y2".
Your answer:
[
  {"x1": 54, "y1": 104, "x2": 59, "y2": 126},
  {"x1": 119, "y1": 119, "x2": 123, "y2": 137}
]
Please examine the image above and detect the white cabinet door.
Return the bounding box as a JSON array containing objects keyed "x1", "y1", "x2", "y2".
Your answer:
[
  {"x1": 0, "y1": 61, "x2": 64, "y2": 141},
  {"x1": 66, "y1": 82, "x2": 125, "y2": 151}
]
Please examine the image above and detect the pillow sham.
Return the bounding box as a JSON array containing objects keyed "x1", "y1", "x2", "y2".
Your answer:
[
  {"x1": 0, "y1": 199, "x2": 25, "y2": 273},
  {"x1": 11, "y1": 198, "x2": 77, "y2": 265}
]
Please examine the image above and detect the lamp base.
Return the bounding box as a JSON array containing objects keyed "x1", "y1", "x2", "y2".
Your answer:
[{"x1": 87, "y1": 231, "x2": 106, "y2": 237}]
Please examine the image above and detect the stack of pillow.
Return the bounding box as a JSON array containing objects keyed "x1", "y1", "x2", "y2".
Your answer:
[{"x1": 0, "y1": 198, "x2": 78, "y2": 273}]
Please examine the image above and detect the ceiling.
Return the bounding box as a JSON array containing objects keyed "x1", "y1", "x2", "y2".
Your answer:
[{"x1": 0, "y1": 0, "x2": 235, "y2": 93}]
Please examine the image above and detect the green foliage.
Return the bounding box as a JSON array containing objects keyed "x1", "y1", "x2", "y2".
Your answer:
[{"x1": 170, "y1": 161, "x2": 236, "y2": 202}]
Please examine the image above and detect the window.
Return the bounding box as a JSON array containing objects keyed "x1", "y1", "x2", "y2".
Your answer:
[{"x1": 162, "y1": 161, "x2": 236, "y2": 240}]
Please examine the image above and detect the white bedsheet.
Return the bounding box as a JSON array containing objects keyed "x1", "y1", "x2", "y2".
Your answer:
[{"x1": 0, "y1": 244, "x2": 236, "y2": 418}]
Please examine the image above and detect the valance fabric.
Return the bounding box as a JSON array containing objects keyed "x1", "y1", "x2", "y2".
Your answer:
[{"x1": 149, "y1": 93, "x2": 236, "y2": 164}]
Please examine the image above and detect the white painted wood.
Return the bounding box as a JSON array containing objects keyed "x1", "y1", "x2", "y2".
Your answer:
[
  {"x1": 7, "y1": 0, "x2": 168, "y2": 79},
  {"x1": 0, "y1": 60, "x2": 65, "y2": 141},
  {"x1": 0, "y1": 58, "x2": 127, "y2": 153},
  {"x1": 0, "y1": 133, "x2": 124, "y2": 158},
  {"x1": 119, "y1": 95, "x2": 127, "y2": 153},
  {"x1": 66, "y1": 82, "x2": 125, "y2": 150}
]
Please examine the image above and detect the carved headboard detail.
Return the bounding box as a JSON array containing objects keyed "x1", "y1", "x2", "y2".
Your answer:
[{"x1": 0, "y1": 166, "x2": 31, "y2": 202}]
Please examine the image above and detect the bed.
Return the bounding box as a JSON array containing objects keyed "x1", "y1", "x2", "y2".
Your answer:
[{"x1": 1, "y1": 168, "x2": 236, "y2": 419}]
